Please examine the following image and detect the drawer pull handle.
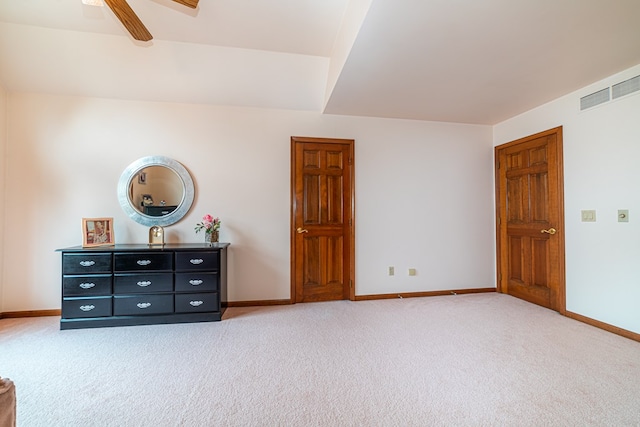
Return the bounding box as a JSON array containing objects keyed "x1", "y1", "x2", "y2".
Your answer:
[
  {"x1": 79, "y1": 260, "x2": 95, "y2": 267},
  {"x1": 79, "y1": 305, "x2": 95, "y2": 312},
  {"x1": 79, "y1": 283, "x2": 96, "y2": 289},
  {"x1": 137, "y1": 302, "x2": 152, "y2": 309},
  {"x1": 190, "y1": 300, "x2": 204, "y2": 307},
  {"x1": 189, "y1": 279, "x2": 203, "y2": 286},
  {"x1": 137, "y1": 281, "x2": 152, "y2": 287},
  {"x1": 137, "y1": 260, "x2": 152, "y2": 266},
  {"x1": 190, "y1": 259, "x2": 204, "y2": 265}
]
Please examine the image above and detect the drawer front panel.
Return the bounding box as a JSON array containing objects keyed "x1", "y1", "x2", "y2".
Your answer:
[
  {"x1": 63, "y1": 253, "x2": 112, "y2": 274},
  {"x1": 174, "y1": 272, "x2": 218, "y2": 292},
  {"x1": 63, "y1": 275, "x2": 112, "y2": 296},
  {"x1": 62, "y1": 297, "x2": 112, "y2": 318},
  {"x1": 114, "y1": 273, "x2": 173, "y2": 294},
  {"x1": 113, "y1": 294, "x2": 174, "y2": 316},
  {"x1": 114, "y1": 252, "x2": 173, "y2": 272},
  {"x1": 175, "y1": 293, "x2": 219, "y2": 313},
  {"x1": 175, "y1": 252, "x2": 219, "y2": 271}
]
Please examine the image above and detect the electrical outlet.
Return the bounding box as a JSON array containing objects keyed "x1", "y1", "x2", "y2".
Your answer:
[
  {"x1": 388, "y1": 266, "x2": 395, "y2": 276},
  {"x1": 408, "y1": 268, "x2": 417, "y2": 276},
  {"x1": 581, "y1": 210, "x2": 596, "y2": 222}
]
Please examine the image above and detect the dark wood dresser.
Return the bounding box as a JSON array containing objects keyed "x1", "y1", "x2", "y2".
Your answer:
[{"x1": 57, "y1": 243, "x2": 228, "y2": 330}]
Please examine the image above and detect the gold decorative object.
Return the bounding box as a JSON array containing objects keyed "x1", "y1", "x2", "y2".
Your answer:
[{"x1": 149, "y1": 225, "x2": 164, "y2": 246}]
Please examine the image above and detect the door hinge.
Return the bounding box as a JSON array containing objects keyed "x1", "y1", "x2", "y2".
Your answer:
[
  {"x1": 349, "y1": 218, "x2": 352, "y2": 227},
  {"x1": 497, "y1": 161, "x2": 500, "y2": 169},
  {"x1": 349, "y1": 157, "x2": 353, "y2": 165},
  {"x1": 350, "y1": 280, "x2": 353, "y2": 289}
]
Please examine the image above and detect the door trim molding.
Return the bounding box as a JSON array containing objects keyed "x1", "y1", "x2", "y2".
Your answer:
[{"x1": 290, "y1": 136, "x2": 355, "y2": 303}]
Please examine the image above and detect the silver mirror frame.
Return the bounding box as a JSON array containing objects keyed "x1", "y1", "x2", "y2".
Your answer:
[{"x1": 117, "y1": 156, "x2": 195, "y2": 227}]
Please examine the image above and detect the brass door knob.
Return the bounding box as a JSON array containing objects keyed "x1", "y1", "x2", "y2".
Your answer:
[
  {"x1": 296, "y1": 227, "x2": 309, "y2": 234},
  {"x1": 540, "y1": 228, "x2": 557, "y2": 235}
]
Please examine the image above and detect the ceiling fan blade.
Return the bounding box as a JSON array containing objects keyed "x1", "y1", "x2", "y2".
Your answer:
[
  {"x1": 104, "y1": 0, "x2": 153, "y2": 41},
  {"x1": 171, "y1": 0, "x2": 199, "y2": 9}
]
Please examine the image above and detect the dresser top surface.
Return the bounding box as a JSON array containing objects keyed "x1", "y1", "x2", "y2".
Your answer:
[{"x1": 57, "y1": 243, "x2": 230, "y2": 252}]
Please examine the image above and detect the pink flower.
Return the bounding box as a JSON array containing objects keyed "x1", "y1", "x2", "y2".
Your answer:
[{"x1": 195, "y1": 214, "x2": 221, "y2": 234}]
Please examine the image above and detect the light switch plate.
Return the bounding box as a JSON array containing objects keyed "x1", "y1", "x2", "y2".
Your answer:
[
  {"x1": 618, "y1": 209, "x2": 629, "y2": 222},
  {"x1": 408, "y1": 268, "x2": 417, "y2": 276},
  {"x1": 581, "y1": 210, "x2": 596, "y2": 222}
]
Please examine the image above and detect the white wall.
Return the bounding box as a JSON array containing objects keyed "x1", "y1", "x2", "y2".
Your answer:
[
  {"x1": 494, "y1": 63, "x2": 640, "y2": 334},
  {"x1": 1, "y1": 93, "x2": 495, "y2": 311},
  {"x1": 331, "y1": 115, "x2": 495, "y2": 294},
  {"x1": 0, "y1": 83, "x2": 6, "y2": 312}
]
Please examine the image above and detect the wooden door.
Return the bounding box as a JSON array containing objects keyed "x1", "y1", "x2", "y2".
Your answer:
[
  {"x1": 495, "y1": 127, "x2": 565, "y2": 312},
  {"x1": 291, "y1": 137, "x2": 354, "y2": 303}
]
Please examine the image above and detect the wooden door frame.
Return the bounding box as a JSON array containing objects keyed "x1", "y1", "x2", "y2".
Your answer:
[
  {"x1": 494, "y1": 126, "x2": 566, "y2": 314},
  {"x1": 290, "y1": 136, "x2": 356, "y2": 303}
]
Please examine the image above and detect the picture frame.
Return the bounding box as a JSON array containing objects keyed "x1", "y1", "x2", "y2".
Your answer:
[{"x1": 82, "y1": 218, "x2": 115, "y2": 247}]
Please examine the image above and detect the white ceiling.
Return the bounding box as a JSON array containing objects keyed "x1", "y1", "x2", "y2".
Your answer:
[{"x1": 1, "y1": 0, "x2": 639, "y2": 125}]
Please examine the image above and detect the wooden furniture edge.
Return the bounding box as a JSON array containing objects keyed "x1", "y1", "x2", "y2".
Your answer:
[
  {"x1": 0, "y1": 309, "x2": 61, "y2": 319},
  {"x1": 354, "y1": 287, "x2": 496, "y2": 301},
  {"x1": 565, "y1": 310, "x2": 640, "y2": 343}
]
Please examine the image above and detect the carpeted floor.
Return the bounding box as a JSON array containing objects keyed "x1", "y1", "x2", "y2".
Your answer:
[{"x1": 1, "y1": 293, "x2": 640, "y2": 426}]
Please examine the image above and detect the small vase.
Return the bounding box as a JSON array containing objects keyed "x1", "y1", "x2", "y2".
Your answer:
[{"x1": 205, "y1": 230, "x2": 219, "y2": 245}]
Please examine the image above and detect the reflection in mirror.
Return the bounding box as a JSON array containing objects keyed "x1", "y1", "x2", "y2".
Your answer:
[
  {"x1": 118, "y1": 156, "x2": 195, "y2": 227},
  {"x1": 131, "y1": 166, "x2": 183, "y2": 216}
]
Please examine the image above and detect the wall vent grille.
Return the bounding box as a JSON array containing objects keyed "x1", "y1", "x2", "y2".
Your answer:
[
  {"x1": 580, "y1": 88, "x2": 610, "y2": 111},
  {"x1": 612, "y1": 75, "x2": 640, "y2": 99}
]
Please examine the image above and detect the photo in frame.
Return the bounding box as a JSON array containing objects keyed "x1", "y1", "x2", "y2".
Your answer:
[{"x1": 82, "y1": 218, "x2": 115, "y2": 247}]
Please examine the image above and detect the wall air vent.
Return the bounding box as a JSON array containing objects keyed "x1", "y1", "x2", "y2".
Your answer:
[
  {"x1": 580, "y1": 88, "x2": 610, "y2": 111},
  {"x1": 612, "y1": 75, "x2": 640, "y2": 99}
]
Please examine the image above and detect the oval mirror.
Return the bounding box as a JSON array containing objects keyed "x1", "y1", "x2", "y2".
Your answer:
[{"x1": 117, "y1": 156, "x2": 195, "y2": 227}]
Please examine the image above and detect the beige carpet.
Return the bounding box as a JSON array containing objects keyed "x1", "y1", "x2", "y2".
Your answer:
[{"x1": 1, "y1": 293, "x2": 640, "y2": 426}]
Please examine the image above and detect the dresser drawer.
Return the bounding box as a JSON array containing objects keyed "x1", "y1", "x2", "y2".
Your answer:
[
  {"x1": 175, "y1": 251, "x2": 219, "y2": 271},
  {"x1": 175, "y1": 293, "x2": 219, "y2": 313},
  {"x1": 113, "y1": 294, "x2": 173, "y2": 316},
  {"x1": 62, "y1": 297, "x2": 112, "y2": 318},
  {"x1": 58, "y1": 244, "x2": 228, "y2": 329},
  {"x1": 63, "y1": 275, "x2": 112, "y2": 296},
  {"x1": 63, "y1": 253, "x2": 112, "y2": 275},
  {"x1": 174, "y1": 272, "x2": 218, "y2": 292},
  {"x1": 114, "y1": 252, "x2": 173, "y2": 272},
  {"x1": 114, "y1": 273, "x2": 173, "y2": 294}
]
